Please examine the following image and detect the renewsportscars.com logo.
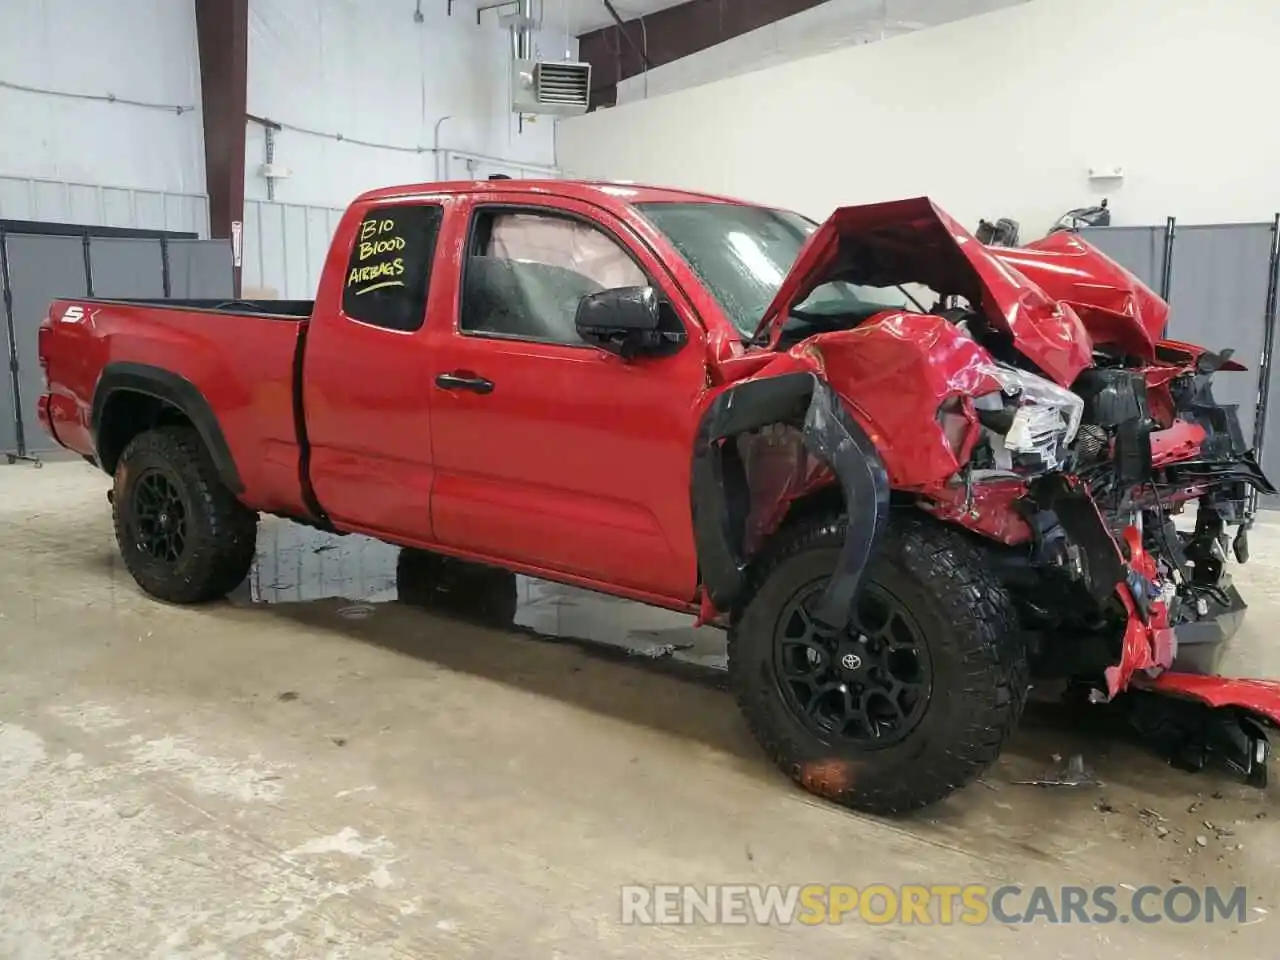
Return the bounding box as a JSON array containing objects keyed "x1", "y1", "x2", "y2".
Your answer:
[{"x1": 620, "y1": 884, "x2": 1255, "y2": 926}]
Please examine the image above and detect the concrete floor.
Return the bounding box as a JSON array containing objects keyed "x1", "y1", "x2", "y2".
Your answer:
[{"x1": 1, "y1": 460, "x2": 1277, "y2": 958}]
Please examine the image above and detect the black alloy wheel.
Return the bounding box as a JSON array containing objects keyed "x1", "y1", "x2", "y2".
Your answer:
[
  {"x1": 129, "y1": 469, "x2": 190, "y2": 564},
  {"x1": 112, "y1": 427, "x2": 258, "y2": 604},
  {"x1": 773, "y1": 581, "x2": 932, "y2": 748}
]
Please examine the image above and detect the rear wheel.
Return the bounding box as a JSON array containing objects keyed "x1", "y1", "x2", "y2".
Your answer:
[
  {"x1": 729, "y1": 511, "x2": 1028, "y2": 815},
  {"x1": 112, "y1": 427, "x2": 258, "y2": 603}
]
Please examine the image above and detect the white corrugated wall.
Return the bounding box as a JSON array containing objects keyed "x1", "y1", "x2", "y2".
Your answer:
[
  {"x1": 0, "y1": 0, "x2": 205, "y2": 201},
  {"x1": 0, "y1": 175, "x2": 209, "y2": 236},
  {"x1": 241, "y1": 200, "x2": 344, "y2": 299},
  {"x1": 243, "y1": 0, "x2": 571, "y2": 210},
  {"x1": 241, "y1": 147, "x2": 564, "y2": 299}
]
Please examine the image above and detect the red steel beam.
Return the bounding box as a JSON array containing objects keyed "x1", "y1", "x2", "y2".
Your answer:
[
  {"x1": 194, "y1": 0, "x2": 248, "y2": 294},
  {"x1": 578, "y1": 0, "x2": 830, "y2": 108}
]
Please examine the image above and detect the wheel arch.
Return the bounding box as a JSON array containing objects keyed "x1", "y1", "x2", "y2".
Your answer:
[
  {"x1": 691, "y1": 371, "x2": 891, "y2": 630},
  {"x1": 91, "y1": 362, "x2": 243, "y2": 494}
]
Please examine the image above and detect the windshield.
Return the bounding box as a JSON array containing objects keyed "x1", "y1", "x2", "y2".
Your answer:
[{"x1": 637, "y1": 202, "x2": 913, "y2": 337}]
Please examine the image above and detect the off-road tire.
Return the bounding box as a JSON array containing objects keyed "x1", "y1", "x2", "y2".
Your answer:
[
  {"x1": 111, "y1": 426, "x2": 258, "y2": 603},
  {"x1": 729, "y1": 510, "x2": 1028, "y2": 815},
  {"x1": 396, "y1": 548, "x2": 519, "y2": 627}
]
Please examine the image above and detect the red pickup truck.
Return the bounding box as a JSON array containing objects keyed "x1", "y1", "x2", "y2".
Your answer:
[{"x1": 37, "y1": 179, "x2": 1280, "y2": 813}]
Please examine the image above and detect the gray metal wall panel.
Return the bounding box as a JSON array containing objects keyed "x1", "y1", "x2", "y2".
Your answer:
[
  {"x1": 1076, "y1": 225, "x2": 1164, "y2": 290},
  {"x1": 0, "y1": 301, "x2": 15, "y2": 454},
  {"x1": 167, "y1": 240, "x2": 234, "y2": 298},
  {"x1": 1256, "y1": 233, "x2": 1280, "y2": 491},
  {"x1": 1261, "y1": 334, "x2": 1280, "y2": 491},
  {"x1": 1164, "y1": 224, "x2": 1274, "y2": 448},
  {"x1": 0, "y1": 387, "x2": 13, "y2": 456},
  {"x1": 3, "y1": 234, "x2": 89, "y2": 453},
  {"x1": 89, "y1": 238, "x2": 165, "y2": 299}
]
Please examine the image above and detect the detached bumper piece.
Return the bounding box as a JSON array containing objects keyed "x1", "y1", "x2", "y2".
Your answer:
[
  {"x1": 1122, "y1": 688, "x2": 1270, "y2": 787},
  {"x1": 1165, "y1": 452, "x2": 1277, "y2": 499},
  {"x1": 1124, "y1": 673, "x2": 1280, "y2": 788}
]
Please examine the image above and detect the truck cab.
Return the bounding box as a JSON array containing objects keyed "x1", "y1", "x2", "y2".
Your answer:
[{"x1": 301, "y1": 182, "x2": 734, "y2": 606}]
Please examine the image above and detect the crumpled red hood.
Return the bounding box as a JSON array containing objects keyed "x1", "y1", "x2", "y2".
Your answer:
[
  {"x1": 755, "y1": 197, "x2": 1167, "y2": 385},
  {"x1": 990, "y1": 231, "x2": 1170, "y2": 359}
]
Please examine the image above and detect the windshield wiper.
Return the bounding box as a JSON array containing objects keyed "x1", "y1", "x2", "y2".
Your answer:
[{"x1": 898, "y1": 284, "x2": 927, "y2": 312}]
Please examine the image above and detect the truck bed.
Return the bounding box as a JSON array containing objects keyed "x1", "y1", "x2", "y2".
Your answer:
[
  {"x1": 40, "y1": 298, "x2": 312, "y2": 516},
  {"x1": 83, "y1": 298, "x2": 315, "y2": 319}
]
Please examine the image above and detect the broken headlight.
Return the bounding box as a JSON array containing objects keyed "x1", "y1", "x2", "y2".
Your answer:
[{"x1": 973, "y1": 363, "x2": 1083, "y2": 474}]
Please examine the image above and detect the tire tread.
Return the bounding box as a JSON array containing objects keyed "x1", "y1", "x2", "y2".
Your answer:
[
  {"x1": 112, "y1": 426, "x2": 257, "y2": 604},
  {"x1": 728, "y1": 509, "x2": 1028, "y2": 815}
]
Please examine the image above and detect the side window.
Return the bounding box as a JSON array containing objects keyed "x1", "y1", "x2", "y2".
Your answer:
[
  {"x1": 342, "y1": 203, "x2": 443, "y2": 332},
  {"x1": 460, "y1": 209, "x2": 647, "y2": 344}
]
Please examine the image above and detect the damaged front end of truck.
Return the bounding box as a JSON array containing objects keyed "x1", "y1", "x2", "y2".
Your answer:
[{"x1": 690, "y1": 196, "x2": 1280, "y2": 789}]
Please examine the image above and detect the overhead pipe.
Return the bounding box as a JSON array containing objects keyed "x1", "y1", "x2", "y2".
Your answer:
[
  {"x1": 514, "y1": 0, "x2": 533, "y2": 60},
  {"x1": 432, "y1": 116, "x2": 561, "y2": 181},
  {"x1": 512, "y1": 0, "x2": 535, "y2": 134},
  {"x1": 427, "y1": 119, "x2": 561, "y2": 181},
  {"x1": 475, "y1": 0, "x2": 519, "y2": 24},
  {"x1": 247, "y1": 113, "x2": 283, "y2": 200},
  {"x1": 602, "y1": 0, "x2": 655, "y2": 70},
  {"x1": 439, "y1": 148, "x2": 559, "y2": 180},
  {"x1": 432, "y1": 115, "x2": 453, "y2": 180}
]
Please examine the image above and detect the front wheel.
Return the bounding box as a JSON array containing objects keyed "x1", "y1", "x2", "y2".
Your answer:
[
  {"x1": 112, "y1": 426, "x2": 258, "y2": 603},
  {"x1": 729, "y1": 512, "x2": 1028, "y2": 815}
]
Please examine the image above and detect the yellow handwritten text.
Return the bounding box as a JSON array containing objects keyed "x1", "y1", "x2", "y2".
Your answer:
[
  {"x1": 346, "y1": 258, "x2": 405, "y2": 287},
  {"x1": 359, "y1": 236, "x2": 406, "y2": 260},
  {"x1": 358, "y1": 217, "x2": 397, "y2": 243}
]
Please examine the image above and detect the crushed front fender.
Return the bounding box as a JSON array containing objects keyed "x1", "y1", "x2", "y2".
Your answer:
[
  {"x1": 802, "y1": 379, "x2": 892, "y2": 631},
  {"x1": 690, "y1": 369, "x2": 890, "y2": 630}
]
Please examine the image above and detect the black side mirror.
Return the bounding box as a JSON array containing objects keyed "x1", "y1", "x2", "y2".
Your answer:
[{"x1": 575, "y1": 286, "x2": 684, "y2": 359}]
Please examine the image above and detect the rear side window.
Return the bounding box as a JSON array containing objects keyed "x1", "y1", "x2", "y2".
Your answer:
[{"x1": 342, "y1": 203, "x2": 443, "y2": 331}]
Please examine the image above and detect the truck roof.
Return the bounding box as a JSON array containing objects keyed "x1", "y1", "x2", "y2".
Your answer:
[{"x1": 356, "y1": 179, "x2": 753, "y2": 208}]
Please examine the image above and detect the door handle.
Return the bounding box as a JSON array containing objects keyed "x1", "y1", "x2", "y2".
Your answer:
[{"x1": 435, "y1": 372, "x2": 495, "y2": 395}]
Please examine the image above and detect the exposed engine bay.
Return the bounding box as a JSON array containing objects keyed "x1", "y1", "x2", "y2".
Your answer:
[
  {"x1": 920, "y1": 302, "x2": 1271, "y2": 685},
  {"x1": 774, "y1": 293, "x2": 1272, "y2": 689}
]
